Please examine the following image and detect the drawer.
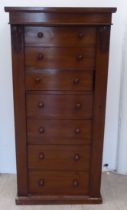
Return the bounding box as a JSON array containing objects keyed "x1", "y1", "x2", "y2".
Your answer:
[
  {"x1": 26, "y1": 93, "x2": 93, "y2": 119},
  {"x1": 25, "y1": 26, "x2": 96, "y2": 47},
  {"x1": 25, "y1": 69, "x2": 94, "y2": 91},
  {"x1": 27, "y1": 119, "x2": 92, "y2": 145},
  {"x1": 25, "y1": 47, "x2": 95, "y2": 70},
  {"x1": 28, "y1": 145, "x2": 90, "y2": 170},
  {"x1": 29, "y1": 171, "x2": 89, "y2": 195}
]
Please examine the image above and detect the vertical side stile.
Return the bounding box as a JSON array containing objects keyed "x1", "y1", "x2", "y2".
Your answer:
[
  {"x1": 89, "y1": 26, "x2": 111, "y2": 198},
  {"x1": 11, "y1": 25, "x2": 28, "y2": 196}
]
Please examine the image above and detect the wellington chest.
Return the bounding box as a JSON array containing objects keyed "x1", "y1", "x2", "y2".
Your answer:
[{"x1": 5, "y1": 7, "x2": 116, "y2": 204}]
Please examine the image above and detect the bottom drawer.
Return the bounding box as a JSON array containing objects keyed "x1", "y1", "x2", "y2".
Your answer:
[{"x1": 29, "y1": 171, "x2": 89, "y2": 195}]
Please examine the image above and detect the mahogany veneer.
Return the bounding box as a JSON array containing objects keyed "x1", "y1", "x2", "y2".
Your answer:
[{"x1": 5, "y1": 7, "x2": 116, "y2": 205}]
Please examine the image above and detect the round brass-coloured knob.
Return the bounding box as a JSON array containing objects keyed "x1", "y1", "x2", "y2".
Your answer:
[
  {"x1": 39, "y1": 127, "x2": 45, "y2": 134},
  {"x1": 37, "y1": 32, "x2": 43, "y2": 38},
  {"x1": 75, "y1": 128, "x2": 80, "y2": 134},
  {"x1": 37, "y1": 53, "x2": 44, "y2": 60},
  {"x1": 35, "y1": 77, "x2": 41, "y2": 83},
  {"x1": 78, "y1": 32, "x2": 84, "y2": 39},
  {"x1": 73, "y1": 179, "x2": 79, "y2": 187},
  {"x1": 38, "y1": 102, "x2": 44, "y2": 108},
  {"x1": 75, "y1": 103, "x2": 81, "y2": 109},
  {"x1": 38, "y1": 179, "x2": 44, "y2": 187},
  {"x1": 76, "y1": 54, "x2": 84, "y2": 61},
  {"x1": 73, "y1": 78, "x2": 80, "y2": 85},
  {"x1": 39, "y1": 152, "x2": 45, "y2": 160},
  {"x1": 74, "y1": 154, "x2": 80, "y2": 161}
]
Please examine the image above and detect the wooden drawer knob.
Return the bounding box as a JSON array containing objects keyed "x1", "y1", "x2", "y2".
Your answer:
[
  {"x1": 73, "y1": 78, "x2": 80, "y2": 85},
  {"x1": 39, "y1": 127, "x2": 45, "y2": 134},
  {"x1": 75, "y1": 103, "x2": 81, "y2": 109},
  {"x1": 38, "y1": 102, "x2": 44, "y2": 108},
  {"x1": 75, "y1": 128, "x2": 80, "y2": 134},
  {"x1": 37, "y1": 32, "x2": 43, "y2": 38},
  {"x1": 37, "y1": 53, "x2": 44, "y2": 60},
  {"x1": 35, "y1": 77, "x2": 41, "y2": 83},
  {"x1": 78, "y1": 32, "x2": 84, "y2": 39},
  {"x1": 74, "y1": 154, "x2": 80, "y2": 161},
  {"x1": 38, "y1": 179, "x2": 44, "y2": 187},
  {"x1": 39, "y1": 152, "x2": 45, "y2": 160},
  {"x1": 73, "y1": 179, "x2": 79, "y2": 187},
  {"x1": 76, "y1": 54, "x2": 84, "y2": 61}
]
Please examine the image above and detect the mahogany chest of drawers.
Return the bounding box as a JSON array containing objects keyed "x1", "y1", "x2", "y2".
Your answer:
[{"x1": 5, "y1": 7, "x2": 116, "y2": 204}]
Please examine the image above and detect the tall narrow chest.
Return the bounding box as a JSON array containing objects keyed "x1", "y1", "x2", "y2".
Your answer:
[{"x1": 5, "y1": 7, "x2": 116, "y2": 204}]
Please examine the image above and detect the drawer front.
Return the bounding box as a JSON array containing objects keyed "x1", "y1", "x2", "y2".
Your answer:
[
  {"x1": 25, "y1": 26, "x2": 96, "y2": 47},
  {"x1": 25, "y1": 47, "x2": 95, "y2": 70},
  {"x1": 29, "y1": 171, "x2": 89, "y2": 195},
  {"x1": 27, "y1": 119, "x2": 92, "y2": 145},
  {"x1": 25, "y1": 69, "x2": 94, "y2": 91},
  {"x1": 26, "y1": 93, "x2": 93, "y2": 119},
  {"x1": 28, "y1": 145, "x2": 90, "y2": 171}
]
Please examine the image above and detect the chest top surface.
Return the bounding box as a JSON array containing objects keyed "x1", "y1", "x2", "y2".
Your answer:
[{"x1": 5, "y1": 7, "x2": 116, "y2": 25}]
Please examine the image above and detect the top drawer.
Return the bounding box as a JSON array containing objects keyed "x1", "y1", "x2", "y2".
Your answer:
[{"x1": 25, "y1": 26, "x2": 96, "y2": 47}]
